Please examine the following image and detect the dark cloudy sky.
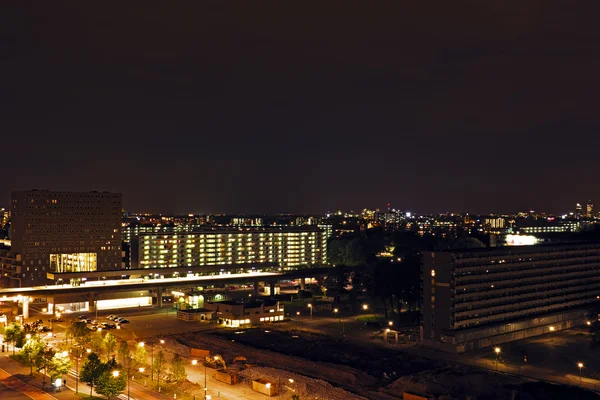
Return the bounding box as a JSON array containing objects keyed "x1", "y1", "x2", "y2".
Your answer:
[{"x1": 2, "y1": 2, "x2": 600, "y2": 214}]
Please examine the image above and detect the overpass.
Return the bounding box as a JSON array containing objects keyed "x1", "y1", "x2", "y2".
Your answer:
[{"x1": 0, "y1": 267, "x2": 330, "y2": 318}]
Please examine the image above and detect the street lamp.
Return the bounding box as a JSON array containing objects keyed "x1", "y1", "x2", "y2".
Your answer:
[
  {"x1": 25, "y1": 334, "x2": 32, "y2": 375},
  {"x1": 388, "y1": 321, "x2": 393, "y2": 327},
  {"x1": 578, "y1": 362, "x2": 584, "y2": 386},
  {"x1": 307, "y1": 303, "x2": 313, "y2": 320},
  {"x1": 587, "y1": 321, "x2": 592, "y2": 326},
  {"x1": 494, "y1": 347, "x2": 501, "y2": 371},
  {"x1": 549, "y1": 326, "x2": 555, "y2": 341},
  {"x1": 74, "y1": 346, "x2": 83, "y2": 394},
  {"x1": 191, "y1": 359, "x2": 208, "y2": 399}
]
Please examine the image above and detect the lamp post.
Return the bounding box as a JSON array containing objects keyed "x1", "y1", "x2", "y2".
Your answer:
[
  {"x1": 578, "y1": 362, "x2": 584, "y2": 386},
  {"x1": 75, "y1": 347, "x2": 83, "y2": 394},
  {"x1": 549, "y1": 326, "x2": 555, "y2": 341},
  {"x1": 307, "y1": 303, "x2": 313, "y2": 320},
  {"x1": 25, "y1": 334, "x2": 32, "y2": 375},
  {"x1": 362, "y1": 304, "x2": 369, "y2": 322},
  {"x1": 192, "y1": 359, "x2": 208, "y2": 399},
  {"x1": 494, "y1": 347, "x2": 501, "y2": 371}
]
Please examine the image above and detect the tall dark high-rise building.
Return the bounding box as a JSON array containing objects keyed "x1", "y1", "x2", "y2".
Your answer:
[{"x1": 2, "y1": 190, "x2": 122, "y2": 287}]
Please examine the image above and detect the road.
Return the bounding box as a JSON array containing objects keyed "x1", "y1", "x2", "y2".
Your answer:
[
  {"x1": 0, "y1": 271, "x2": 284, "y2": 295},
  {"x1": 0, "y1": 382, "x2": 30, "y2": 400}
]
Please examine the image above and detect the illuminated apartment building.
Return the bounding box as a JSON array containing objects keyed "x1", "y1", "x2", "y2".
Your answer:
[
  {"x1": 122, "y1": 223, "x2": 203, "y2": 244},
  {"x1": 3, "y1": 190, "x2": 122, "y2": 287},
  {"x1": 421, "y1": 242, "x2": 600, "y2": 352},
  {"x1": 132, "y1": 226, "x2": 327, "y2": 269}
]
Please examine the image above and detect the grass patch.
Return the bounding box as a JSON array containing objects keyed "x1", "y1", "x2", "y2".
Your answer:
[
  {"x1": 355, "y1": 314, "x2": 386, "y2": 322},
  {"x1": 77, "y1": 394, "x2": 99, "y2": 399}
]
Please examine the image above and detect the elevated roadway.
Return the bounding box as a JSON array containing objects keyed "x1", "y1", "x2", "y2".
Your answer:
[{"x1": 0, "y1": 268, "x2": 330, "y2": 317}]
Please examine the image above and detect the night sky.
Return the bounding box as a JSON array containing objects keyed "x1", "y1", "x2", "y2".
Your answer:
[{"x1": 3, "y1": 3, "x2": 600, "y2": 215}]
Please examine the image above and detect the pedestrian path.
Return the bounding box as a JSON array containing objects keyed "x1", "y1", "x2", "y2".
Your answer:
[{"x1": 0, "y1": 368, "x2": 57, "y2": 400}]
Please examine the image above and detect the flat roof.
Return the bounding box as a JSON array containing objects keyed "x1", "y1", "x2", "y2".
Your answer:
[
  {"x1": 47, "y1": 262, "x2": 276, "y2": 279},
  {"x1": 432, "y1": 240, "x2": 600, "y2": 254}
]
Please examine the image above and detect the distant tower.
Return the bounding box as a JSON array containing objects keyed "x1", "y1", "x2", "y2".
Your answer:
[
  {"x1": 586, "y1": 201, "x2": 594, "y2": 218},
  {"x1": 576, "y1": 203, "x2": 583, "y2": 218}
]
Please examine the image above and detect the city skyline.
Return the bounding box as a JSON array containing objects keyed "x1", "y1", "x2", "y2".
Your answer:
[{"x1": 4, "y1": 3, "x2": 600, "y2": 215}]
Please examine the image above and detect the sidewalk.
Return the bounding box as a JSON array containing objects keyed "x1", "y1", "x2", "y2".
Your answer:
[{"x1": 0, "y1": 354, "x2": 79, "y2": 400}]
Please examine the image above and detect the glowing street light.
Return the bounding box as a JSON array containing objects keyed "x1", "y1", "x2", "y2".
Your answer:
[
  {"x1": 578, "y1": 362, "x2": 584, "y2": 385},
  {"x1": 494, "y1": 347, "x2": 501, "y2": 371},
  {"x1": 587, "y1": 321, "x2": 592, "y2": 326},
  {"x1": 362, "y1": 304, "x2": 368, "y2": 310},
  {"x1": 138, "y1": 342, "x2": 145, "y2": 347},
  {"x1": 549, "y1": 326, "x2": 555, "y2": 341},
  {"x1": 388, "y1": 321, "x2": 393, "y2": 327},
  {"x1": 307, "y1": 303, "x2": 313, "y2": 319},
  {"x1": 112, "y1": 370, "x2": 120, "y2": 378},
  {"x1": 192, "y1": 359, "x2": 198, "y2": 365}
]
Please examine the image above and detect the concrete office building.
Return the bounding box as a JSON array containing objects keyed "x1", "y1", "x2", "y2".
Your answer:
[
  {"x1": 131, "y1": 226, "x2": 328, "y2": 270},
  {"x1": 421, "y1": 242, "x2": 600, "y2": 352},
  {"x1": 2, "y1": 190, "x2": 122, "y2": 287}
]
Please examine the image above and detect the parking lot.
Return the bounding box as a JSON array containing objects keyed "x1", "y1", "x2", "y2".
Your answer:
[{"x1": 462, "y1": 327, "x2": 600, "y2": 383}]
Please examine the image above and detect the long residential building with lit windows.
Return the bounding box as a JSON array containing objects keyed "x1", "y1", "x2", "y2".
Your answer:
[
  {"x1": 421, "y1": 242, "x2": 600, "y2": 353},
  {"x1": 131, "y1": 226, "x2": 328, "y2": 270}
]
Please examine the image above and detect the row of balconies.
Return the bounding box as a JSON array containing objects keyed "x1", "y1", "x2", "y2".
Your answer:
[
  {"x1": 455, "y1": 258, "x2": 600, "y2": 281},
  {"x1": 453, "y1": 297, "x2": 596, "y2": 329},
  {"x1": 455, "y1": 254, "x2": 600, "y2": 275},
  {"x1": 453, "y1": 249, "x2": 600, "y2": 268},
  {"x1": 454, "y1": 281, "x2": 600, "y2": 312},
  {"x1": 455, "y1": 269, "x2": 600, "y2": 293},
  {"x1": 454, "y1": 275, "x2": 600, "y2": 301},
  {"x1": 454, "y1": 288, "x2": 600, "y2": 319}
]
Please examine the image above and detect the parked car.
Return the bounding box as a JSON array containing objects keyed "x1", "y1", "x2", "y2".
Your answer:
[
  {"x1": 78, "y1": 315, "x2": 87, "y2": 320},
  {"x1": 118, "y1": 319, "x2": 129, "y2": 324},
  {"x1": 107, "y1": 315, "x2": 117, "y2": 320},
  {"x1": 49, "y1": 317, "x2": 64, "y2": 323}
]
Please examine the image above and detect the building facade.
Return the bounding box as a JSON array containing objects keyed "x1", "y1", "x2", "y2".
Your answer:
[
  {"x1": 4, "y1": 190, "x2": 122, "y2": 287},
  {"x1": 421, "y1": 242, "x2": 600, "y2": 352},
  {"x1": 204, "y1": 299, "x2": 284, "y2": 327},
  {"x1": 132, "y1": 226, "x2": 328, "y2": 269}
]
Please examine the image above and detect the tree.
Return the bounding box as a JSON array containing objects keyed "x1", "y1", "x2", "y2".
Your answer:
[
  {"x1": 449, "y1": 236, "x2": 486, "y2": 249},
  {"x1": 80, "y1": 353, "x2": 106, "y2": 398},
  {"x1": 117, "y1": 340, "x2": 137, "y2": 394},
  {"x1": 133, "y1": 344, "x2": 147, "y2": 369},
  {"x1": 153, "y1": 350, "x2": 167, "y2": 388},
  {"x1": 47, "y1": 351, "x2": 71, "y2": 381},
  {"x1": 102, "y1": 333, "x2": 117, "y2": 362},
  {"x1": 89, "y1": 332, "x2": 104, "y2": 359},
  {"x1": 170, "y1": 354, "x2": 187, "y2": 384},
  {"x1": 323, "y1": 266, "x2": 349, "y2": 295},
  {"x1": 21, "y1": 335, "x2": 45, "y2": 375},
  {"x1": 96, "y1": 368, "x2": 126, "y2": 399},
  {"x1": 67, "y1": 321, "x2": 90, "y2": 346},
  {"x1": 117, "y1": 341, "x2": 130, "y2": 366},
  {"x1": 5, "y1": 322, "x2": 24, "y2": 355}
]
